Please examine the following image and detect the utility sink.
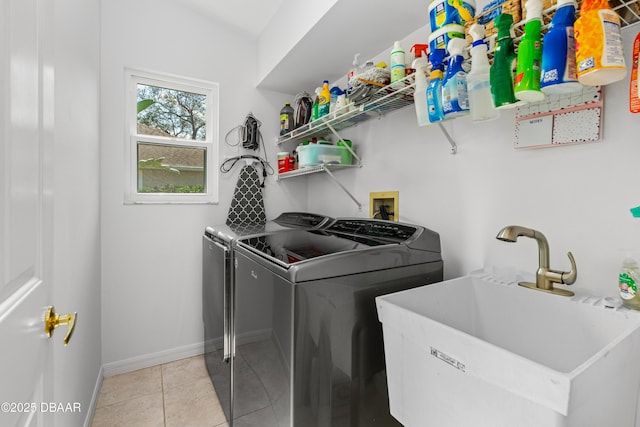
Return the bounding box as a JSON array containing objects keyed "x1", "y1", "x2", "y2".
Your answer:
[{"x1": 376, "y1": 269, "x2": 640, "y2": 427}]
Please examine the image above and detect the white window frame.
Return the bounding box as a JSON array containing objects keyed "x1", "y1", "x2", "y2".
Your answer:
[{"x1": 124, "y1": 68, "x2": 219, "y2": 204}]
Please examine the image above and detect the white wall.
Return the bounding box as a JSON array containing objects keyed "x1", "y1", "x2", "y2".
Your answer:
[
  {"x1": 100, "y1": 0, "x2": 306, "y2": 368},
  {"x1": 257, "y1": 0, "x2": 338, "y2": 86},
  {"x1": 303, "y1": 25, "x2": 640, "y2": 299},
  {"x1": 51, "y1": 0, "x2": 103, "y2": 425}
]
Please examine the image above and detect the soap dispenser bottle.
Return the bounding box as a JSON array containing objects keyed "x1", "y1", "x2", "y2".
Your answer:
[
  {"x1": 540, "y1": 0, "x2": 582, "y2": 94},
  {"x1": 490, "y1": 13, "x2": 520, "y2": 109},
  {"x1": 427, "y1": 49, "x2": 446, "y2": 123},
  {"x1": 467, "y1": 23, "x2": 500, "y2": 122},
  {"x1": 514, "y1": 0, "x2": 545, "y2": 102},
  {"x1": 442, "y1": 37, "x2": 470, "y2": 118}
]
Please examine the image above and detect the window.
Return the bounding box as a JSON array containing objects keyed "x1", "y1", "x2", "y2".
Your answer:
[{"x1": 125, "y1": 68, "x2": 219, "y2": 204}]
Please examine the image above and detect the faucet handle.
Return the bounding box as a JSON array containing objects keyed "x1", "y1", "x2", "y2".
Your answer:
[{"x1": 561, "y1": 251, "x2": 577, "y2": 285}]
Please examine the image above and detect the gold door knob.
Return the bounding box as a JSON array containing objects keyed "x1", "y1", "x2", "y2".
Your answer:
[{"x1": 45, "y1": 306, "x2": 77, "y2": 346}]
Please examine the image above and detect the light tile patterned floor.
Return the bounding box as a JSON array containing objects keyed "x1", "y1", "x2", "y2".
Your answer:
[{"x1": 91, "y1": 355, "x2": 229, "y2": 427}]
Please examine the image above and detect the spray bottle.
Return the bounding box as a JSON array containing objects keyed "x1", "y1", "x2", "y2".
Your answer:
[
  {"x1": 575, "y1": 0, "x2": 627, "y2": 86},
  {"x1": 413, "y1": 54, "x2": 430, "y2": 127},
  {"x1": 467, "y1": 24, "x2": 499, "y2": 122},
  {"x1": 490, "y1": 13, "x2": 520, "y2": 109},
  {"x1": 442, "y1": 37, "x2": 470, "y2": 118},
  {"x1": 540, "y1": 0, "x2": 582, "y2": 94},
  {"x1": 347, "y1": 53, "x2": 361, "y2": 94},
  {"x1": 410, "y1": 44, "x2": 429, "y2": 73},
  {"x1": 514, "y1": 0, "x2": 545, "y2": 102},
  {"x1": 427, "y1": 49, "x2": 446, "y2": 123},
  {"x1": 311, "y1": 87, "x2": 321, "y2": 121}
]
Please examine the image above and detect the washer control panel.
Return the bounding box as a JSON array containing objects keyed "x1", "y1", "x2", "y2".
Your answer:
[{"x1": 328, "y1": 219, "x2": 418, "y2": 242}]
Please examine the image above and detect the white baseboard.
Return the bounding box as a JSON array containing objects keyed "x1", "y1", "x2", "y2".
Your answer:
[
  {"x1": 102, "y1": 342, "x2": 205, "y2": 377},
  {"x1": 101, "y1": 331, "x2": 270, "y2": 378},
  {"x1": 84, "y1": 365, "x2": 103, "y2": 427}
]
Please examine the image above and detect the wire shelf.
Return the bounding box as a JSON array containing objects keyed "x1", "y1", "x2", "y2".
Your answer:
[
  {"x1": 276, "y1": 163, "x2": 361, "y2": 180},
  {"x1": 277, "y1": 74, "x2": 415, "y2": 145},
  {"x1": 611, "y1": 0, "x2": 640, "y2": 27}
]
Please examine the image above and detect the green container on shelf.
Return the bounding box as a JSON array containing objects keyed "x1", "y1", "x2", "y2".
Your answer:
[{"x1": 337, "y1": 140, "x2": 353, "y2": 165}]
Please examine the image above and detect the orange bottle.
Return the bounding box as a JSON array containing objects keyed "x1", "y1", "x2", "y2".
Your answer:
[{"x1": 574, "y1": 0, "x2": 627, "y2": 86}]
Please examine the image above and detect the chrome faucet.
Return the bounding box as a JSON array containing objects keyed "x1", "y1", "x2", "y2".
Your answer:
[{"x1": 496, "y1": 225, "x2": 577, "y2": 297}]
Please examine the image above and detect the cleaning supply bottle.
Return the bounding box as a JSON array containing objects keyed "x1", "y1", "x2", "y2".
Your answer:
[
  {"x1": 329, "y1": 86, "x2": 342, "y2": 113},
  {"x1": 442, "y1": 37, "x2": 470, "y2": 118},
  {"x1": 620, "y1": 256, "x2": 640, "y2": 310},
  {"x1": 427, "y1": 49, "x2": 446, "y2": 123},
  {"x1": 335, "y1": 92, "x2": 348, "y2": 113},
  {"x1": 279, "y1": 102, "x2": 294, "y2": 135},
  {"x1": 347, "y1": 53, "x2": 361, "y2": 94},
  {"x1": 317, "y1": 81, "x2": 331, "y2": 118},
  {"x1": 410, "y1": 44, "x2": 429, "y2": 74},
  {"x1": 575, "y1": 0, "x2": 627, "y2": 86},
  {"x1": 413, "y1": 55, "x2": 430, "y2": 126},
  {"x1": 490, "y1": 13, "x2": 520, "y2": 109},
  {"x1": 312, "y1": 95, "x2": 319, "y2": 121},
  {"x1": 540, "y1": 0, "x2": 582, "y2": 94},
  {"x1": 390, "y1": 41, "x2": 406, "y2": 83},
  {"x1": 514, "y1": 0, "x2": 545, "y2": 102},
  {"x1": 631, "y1": 32, "x2": 640, "y2": 113},
  {"x1": 467, "y1": 24, "x2": 499, "y2": 122}
]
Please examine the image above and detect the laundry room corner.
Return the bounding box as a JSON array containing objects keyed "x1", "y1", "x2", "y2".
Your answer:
[{"x1": 99, "y1": 0, "x2": 303, "y2": 372}]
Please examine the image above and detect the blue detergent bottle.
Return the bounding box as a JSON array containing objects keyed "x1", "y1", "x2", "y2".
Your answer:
[
  {"x1": 427, "y1": 49, "x2": 446, "y2": 123},
  {"x1": 540, "y1": 0, "x2": 582, "y2": 94},
  {"x1": 442, "y1": 37, "x2": 470, "y2": 118}
]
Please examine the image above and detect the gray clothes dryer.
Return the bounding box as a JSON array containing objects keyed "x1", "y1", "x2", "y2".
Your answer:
[
  {"x1": 229, "y1": 218, "x2": 443, "y2": 427},
  {"x1": 202, "y1": 212, "x2": 334, "y2": 425}
]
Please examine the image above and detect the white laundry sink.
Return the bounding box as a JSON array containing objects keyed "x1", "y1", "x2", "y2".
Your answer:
[{"x1": 376, "y1": 269, "x2": 640, "y2": 427}]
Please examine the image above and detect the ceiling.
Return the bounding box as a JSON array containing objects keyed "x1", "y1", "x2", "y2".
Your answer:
[{"x1": 174, "y1": 0, "x2": 285, "y2": 38}]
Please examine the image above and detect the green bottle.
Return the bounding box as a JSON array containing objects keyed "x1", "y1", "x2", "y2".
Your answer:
[
  {"x1": 514, "y1": 0, "x2": 545, "y2": 102},
  {"x1": 311, "y1": 95, "x2": 319, "y2": 121},
  {"x1": 490, "y1": 13, "x2": 519, "y2": 109}
]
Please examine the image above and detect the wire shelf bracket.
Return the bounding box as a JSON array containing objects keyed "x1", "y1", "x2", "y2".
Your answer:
[
  {"x1": 438, "y1": 123, "x2": 458, "y2": 154},
  {"x1": 276, "y1": 164, "x2": 363, "y2": 209},
  {"x1": 321, "y1": 165, "x2": 362, "y2": 210}
]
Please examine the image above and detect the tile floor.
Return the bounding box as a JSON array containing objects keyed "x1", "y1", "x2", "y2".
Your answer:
[{"x1": 91, "y1": 355, "x2": 228, "y2": 427}]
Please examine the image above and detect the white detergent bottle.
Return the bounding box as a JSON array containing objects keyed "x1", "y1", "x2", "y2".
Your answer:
[
  {"x1": 413, "y1": 56, "x2": 430, "y2": 127},
  {"x1": 467, "y1": 24, "x2": 500, "y2": 122},
  {"x1": 390, "y1": 41, "x2": 406, "y2": 83}
]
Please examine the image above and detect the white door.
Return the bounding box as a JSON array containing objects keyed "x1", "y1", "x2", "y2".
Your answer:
[{"x1": 0, "y1": 0, "x2": 67, "y2": 425}]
